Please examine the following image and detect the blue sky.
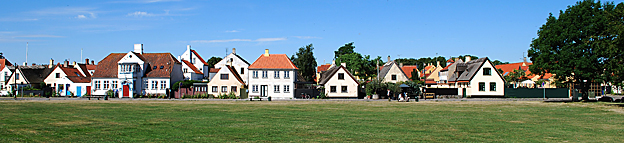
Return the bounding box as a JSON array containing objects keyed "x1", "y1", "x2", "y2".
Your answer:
[{"x1": 1, "y1": 0, "x2": 620, "y2": 66}]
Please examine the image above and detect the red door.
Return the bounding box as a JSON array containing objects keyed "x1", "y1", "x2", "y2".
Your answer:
[
  {"x1": 123, "y1": 85, "x2": 130, "y2": 97},
  {"x1": 86, "y1": 86, "x2": 91, "y2": 95}
]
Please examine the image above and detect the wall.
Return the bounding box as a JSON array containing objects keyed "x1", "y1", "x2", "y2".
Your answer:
[
  {"x1": 382, "y1": 63, "x2": 409, "y2": 83},
  {"x1": 468, "y1": 61, "x2": 505, "y2": 96},
  {"x1": 207, "y1": 68, "x2": 244, "y2": 97},
  {"x1": 214, "y1": 53, "x2": 250, "y2": 84},
  {"x1": 323, "y1": 67, "x2": 359, "y2": 98},
  {"x1": 504, "y1": 88, "x2": 569, "y2": 98}
]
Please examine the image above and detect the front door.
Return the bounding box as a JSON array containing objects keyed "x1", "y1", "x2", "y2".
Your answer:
[
  {"x1": 123, "y1": 85, "x2": 130, "y2": 97},
  {"x1": 462, "y1": 88, "x2": 466, "y2": 98},
  {"x1": 260, "y1": 85, "x2": 268, "y2": 97},
  {"x1": 76, "y1": 86, "x2": 82, "y2": 97},
  {"x1": 86, "y1": 86, "x2": 91, "y2": 95},
  {"x1": 66, "y1": 84, "x2": 71, "y2": 96}
]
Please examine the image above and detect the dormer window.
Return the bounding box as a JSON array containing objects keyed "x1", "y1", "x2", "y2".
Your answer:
[
  {"x1": 160, "y1": 66, "x2": 164, "y2": 69},
  {"x1": 129, "y1": 55, "x2": 132, "y2": 58},
  {"x1": 153, "y1": 66, "x2": 157, "y2": 69}
]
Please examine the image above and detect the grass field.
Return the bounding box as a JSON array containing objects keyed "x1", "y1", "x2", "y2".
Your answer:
[{"x1": 1, "y1": 100, "x2": 623, "y2": 142}]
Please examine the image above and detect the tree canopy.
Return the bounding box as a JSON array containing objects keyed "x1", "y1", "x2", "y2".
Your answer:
[
  {"x1": 291, "y1": 44, "x2": 317, "y2": 82},
  {"x1": 528, "y1": 0, "x2": 624, "y2": 99},
  {"x1": 334, "y1": 42, "x2": 355, "y2": 60},
  {"x1": 206, "y1": 57, "x2": 222, "y2": 68}
]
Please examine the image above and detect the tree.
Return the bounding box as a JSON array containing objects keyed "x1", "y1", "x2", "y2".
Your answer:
[
  {"x1": 334, "y1": 42, "x2": 355, "y2": 59},
  {"x1": 492, "y1": 60, "x2": 509, "y2": 66},
  {"x1": 528, "y1": 0, "x2": 621, "y2": 100},
  {"x1": 290, "y1": 44, "x2": 317, "y2": 82},
  {"x1": 206, "y1": 57, "x2": 222, "y2": 68},
  {"x1": 603, "y1": 3, "x2": 624, "y2": 89},
  {"x1": 504, "y1": 69, "x2": 527, "y2": 88}
]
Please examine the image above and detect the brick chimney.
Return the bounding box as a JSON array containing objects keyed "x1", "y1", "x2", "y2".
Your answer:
[
  {"x1": 85, "y1": 58, "x2": 89, "y2": 65},
  {"x1": 232, "y1": 48, "x2": 236, "y2": 54}
]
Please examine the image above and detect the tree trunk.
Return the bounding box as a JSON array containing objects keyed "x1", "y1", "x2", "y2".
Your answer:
[{"x1": 581, "y1": 80, "x2": 590, "y2": 101}]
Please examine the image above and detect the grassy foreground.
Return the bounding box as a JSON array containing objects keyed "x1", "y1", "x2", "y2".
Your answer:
[{"x1": 1, "y1": 100, "x2": 623, "y2": 142}]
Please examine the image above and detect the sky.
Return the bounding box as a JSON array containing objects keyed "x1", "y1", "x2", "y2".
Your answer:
[{"x1": 1, "y1": 0, "x2": 622, "y2": 66}]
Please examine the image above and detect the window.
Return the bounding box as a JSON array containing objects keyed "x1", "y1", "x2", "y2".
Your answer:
[
  {"x1": 15, "y1": 73, "x2": 19, "y2": 80},
  {"x1": 221, "y1": 86, "x2": 227, "y2": 92},
  {"x1": 252, "y1": 85, "x2": 258, "y2": 92},
  {"x1": 392, "y1": 75, "x2": 397, "y2": 80},
  {"x1": 160, "y1": 66, "x2": 164, "y2": 69},
  {"x1": 479, "y1": 82, "x2": 485, "y2": 91},
  {"x1": 284, "y1": 85, "x2": 290, "y2": 92},
  {"x1": 160, "y1": 81, "x2": 166, "y2": 89},
  {"x1": 338, "y1": 73, "x2": 344, "y2": 80},
  {"x1": 55, "y1": 73, "x2": 60, "y2": 78},
  {"x1": 112, "y1": 81, "x2": 118, "y2": 89},
  {"x1": 241, "y1": 68, "x2": 244, "y2": 74},
  {"x1": 103, "y1": 81, "x2": 110, "y2": 89},
  {"x1": 341, "y1": 86, "x2": 348, "y2": 93},
  {"x1": 220, "y1": 74, "x2": 229, "y2": 80},
  {"x1": 330, "y1": 86, "x2": 337, "y2": 93},
  {"x1": 274, "y1": 71, "x2": 280, "y2": 78},
  {"x1": 231, "y1": 86, "x2": 237, "y2": 93},
  {"x1": 151, "y1": 81, "x2": 157, "y2": 89},
  {"x1": 253, "y1": 71, "x2": 258, "y2": 78},
  {"x1": 184, "y1": 68, "x2": 188, "y2": 73},
  {"x1": 153, "y1": 66, "x2": 157, "y2": 69},
  {"x1": 490, "y1": 82, "x2": 496, "y2": 91},
  {"x1": 262, "y1": 71, "x2": 268, "y2": 78},
  {"x1": 274, "y1": 85, "x2": 280, "y2": 93},
  {"x1": 95, "y1": 80, "x2": 101, "y2": 89},
  {"x1": 483, "y1": 68, "x2": 491, "y2": 76},
  {"x1": 284, "y1": 71, "x2": 290, "y2": 78},
  {"x1": 212, "y1": 86, "x2": 218, "y2": 92}
]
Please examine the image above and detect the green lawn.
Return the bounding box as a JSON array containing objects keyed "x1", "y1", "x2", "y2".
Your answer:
[{"x1": 1, "y1": 100, "x2": 623, "y2": 142}]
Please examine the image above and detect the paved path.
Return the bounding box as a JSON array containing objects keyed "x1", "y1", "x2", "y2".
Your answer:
[{"x1": 0, "y1": 97, "x2": 576, "y2": 102}]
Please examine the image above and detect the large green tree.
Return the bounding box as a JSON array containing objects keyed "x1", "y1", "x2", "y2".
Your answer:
[
  {"x1": 291, "y1": 44, "x2": 317, "y2": 82},
  {"x1": 334, "y1": 42, "x2": 355, "y2": 59},
  {"x1": 603, "y1": 3, "x2": 624, "y2": 88},
  {"x1": 333, "y1": 42, "x2": 379, "y2": 80},
  {"x1": 528, "y1": 0, "x2": 622, "y2": 100},
  {"x1": 206, "y1": 57, "x2": 222, "y2": 68}
]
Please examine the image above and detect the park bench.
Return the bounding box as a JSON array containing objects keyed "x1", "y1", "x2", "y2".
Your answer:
[
  {"x1": 83, "y1": 95, "x2": 108, "y2": 100},
  {"x1": 424, "y1": 93, "x2": 435, "y2": 99},
  {"x1": 249, "y1": 95, "x2": 271, "y2": 101}
]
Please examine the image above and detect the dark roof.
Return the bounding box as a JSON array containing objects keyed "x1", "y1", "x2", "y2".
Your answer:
[
  {"x1": 317, "y1": 65, "x2": 359, "y2": 85},
  {"x1": 77, "y1": 64, "x2": 91, "y2": 77},
  {"x1": 19, "y1": 67, "x2": 53, "y2": 84},
  {"x1": 446, "y1": 57, "x2": 504, "y2": 82},
  {"x1": 226, "y1": 65, "x2": 245, "y2": 85}
]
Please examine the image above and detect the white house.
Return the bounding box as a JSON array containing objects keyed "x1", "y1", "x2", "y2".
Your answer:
[
  {"x1": 448, "y1": 57, "x2": 505, "y2": 97},
  {"x1": 43, "y1": 60, "x2": 92, "y2": 96},
  {"x1": 206, "y1": 65, "x2": 245, "y2": 97},
  {"x1": 1, "y1": 58, "x2": 14, "y2": 95},
  {"x1": 379, "y1": 56, "x2": 409, "y2": 83},
  {"x1": 213, "y1": 48, "x2": 250, "y2": 84},
  {"x1": 248, "y1": 49, "x2": 298, "y2": 99},
  {"x1": 178, "y1": 45, "x2": 209, "y2": 81},
  {"x1": 4, "y1": 65, "x2": 53, "y2": 95},
  {"x1": 317, "y1": 63, "x2": 360, "y2": 98},
  {"x1": 91, "y1": 44, "x2": 183, "y2": 98}
]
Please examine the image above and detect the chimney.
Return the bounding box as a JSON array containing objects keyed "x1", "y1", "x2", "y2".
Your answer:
[
  {"x1": 23, "y1": 62, "x2": 27, "y2": 66},
  {"x1": 465, "y1": 56, "x2": 471, "y2": 62},
  {"x1": 85, "y1": 58, "x2": 89, "y2": 65},
  {"x1": 399, "y1": 63, "x2": 403, "y2": 68},
  {"x1": 91, "y1": 60, "x2": 94, "y2": 65},
  {"x1": 232, "y1": 48, "x2": 236, "y2": 54},
  {"x1": 49, "y1": 59, "x2": 54, "y2": 68},
  {"x1": 264, "y1": 49, "x2": 269, "y2": 57},
  {"x1": 436, "y1": 61, "x2": 440, "y2": 67},
  {"x1": 72, "y1": 61, "x2": 77, "y2": 66},
  {"x1": 64, "y1": 60, "x2": 69, "y2": 67},
  {"x1": 32, "y1": 63, "x2": 36, "y2": 66},
  {"x1": 187, "y1": 45, "x2": 191, "y2": 51},
  {"x1": 341, "y1": 63, "x2": 346, "y2": 67},
  {"x1": 134, "y1": 44, "x2": 143, "y2": 54},
  {"x1": 523, "y1": 57, "x2": 527, "y2": 63},
  {"x1": 387, "y1": 55, "x2": 391, "y2": 63}
]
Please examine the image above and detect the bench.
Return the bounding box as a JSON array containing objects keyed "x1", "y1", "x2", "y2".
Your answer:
[
  {"x1": 249, "y1": 95, "x2": 262, "y2": 101},
  {"x1": 83, "y1": 95, "x2": 107, "y2": 100},
  {"x1": 424, "y1": 93, "x2": 435, "y2": 99}
]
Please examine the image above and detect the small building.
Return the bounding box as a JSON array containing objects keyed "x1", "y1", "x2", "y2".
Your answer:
[
  {"x1": 206, "y1": 65, "x2": 246, "y2": 98},
  {"x1": 43, "y1": 60, "x2": 92, "y2": 96},
  {"x1": 378, "y1": 56, "x2": 409, "y2": 83},
  {"x1": 248, "y1": 49, "x2": 298, "y2": 99},
  {"x1": 213, "y1": 48, "x2": 251, "y2": 84},
  {"x1": 317, "y1": 63, "x2": 359, "y2": 98},
  {"x1": 448, "y1": 57, "x2": 505, "y2": 97},
  {"x1": 178, "y1": 45, "x2": 209, "y2": 81},
  {"x1": 5, "y1": 65, "x2": 53, "y2": 95}
]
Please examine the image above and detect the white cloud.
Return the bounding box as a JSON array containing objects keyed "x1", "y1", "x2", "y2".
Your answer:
[
  {"x1": 76, "y1": 15, "x2": 87, "y2": 19},
  {"x1": 255, "y1": 37, "x2": 286, "y2": 42},
  {"x1": 127, "y1": 11, "x2": 153, "y2": 17},
  {"x1": 225, "y1": 30, "x2": 240, "y2": 33},
  {"x1": 191, "y1": 37, "x2": 287, "y2": 43},
  {"x1": 293, "y1": 36, "x2": 321, "y2": 39},
  {"x1": 31, "y1": 7, "x2": 97, "y2": 18}
]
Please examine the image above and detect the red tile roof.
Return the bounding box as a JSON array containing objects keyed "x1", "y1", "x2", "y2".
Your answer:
[
  {"x1": 249, "y1": 54, "x2": 298, "y2": 69},
  {"x1": 495, "y1": 62, "x2": 532, "y2": 76},
  {"x1": 86, "y1": 65, "x2": 97, "y2": 70},
  {"x1": 67, "y1": 76, "x2": 91, "y2": 83},
  {"x1": 60, "y1": 66, "x2": 85, "y2": 77},
  {"x1": 191, "y1": 50, "x2": 209, "y2": 65},
  {"x1": 447, "y1": 59, "x2": 454, "y2": 63},
  {"x1": 441, "y1": 63, "x2": 453, "y2": 71},
  {"x1": 317, "y1": 64, "x2": 331, "y2": 73},
  {"x1": 209, "y1": 68, "x2": 220, "y2": 73},
  {"x1": 182, "y1": 60, "x2": 203, "y2": 74},
  {"x1": 92, "y1": 53, "x2": 181, "y2": 78},
  {"x1": 400, "y1": 65, "x2": 419, "y2": 79},
  {"x1": 0, "y1": 59, "x2": 12, "y2": 70}
]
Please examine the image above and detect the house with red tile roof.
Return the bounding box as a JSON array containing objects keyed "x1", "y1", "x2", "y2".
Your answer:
[
  {"x1": 315, "y1": 63, "x2": 332, "y2": 83},
  {"x1": 248, "y1": 49, "x2": 298, "y2": 99},
  {"x1": 206, "y1": 65, "x2": 246, "y2": 98},
  {"x1": 91, "y1": 44, "x2": 183, "y2": 97},
  {"x1": 213, "y1": 48, "x2": 251, "y2": 84},
  {"x1": 44, "y1": 61, "x2": 92, "y2": 96},
  {"x1": 425, "y1": 61, "x2": 444, "y2": 84},
  {"x1": 178, "y1": 45, "x2": 209, "y2": 81},
  {"x1": 0, "y1": 56, "x2": 14, "y2": 95},
  {"x1": 494, "y1": 60, "x2": 557, "y2": 88}
]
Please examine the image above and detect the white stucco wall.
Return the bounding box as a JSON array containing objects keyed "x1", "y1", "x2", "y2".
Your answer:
[
  {"x1": 382, "y1": 64, "x2": 409, "y2": 83},
  {"x1": 207, "y1": 68, "x2": 244, "y2": 97},
  {"x1": 248, "y1": 69, "x2": 296, "y2": 99},
  {"x1": 323, "y1": 67, "x2": 359, "y2": 98},
  {"x1": 214, "y1": 53, "x2": 250, "y2": 84},
  {"x1": 467, "y1": 61, "x2": 505, "y2": 96}
]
